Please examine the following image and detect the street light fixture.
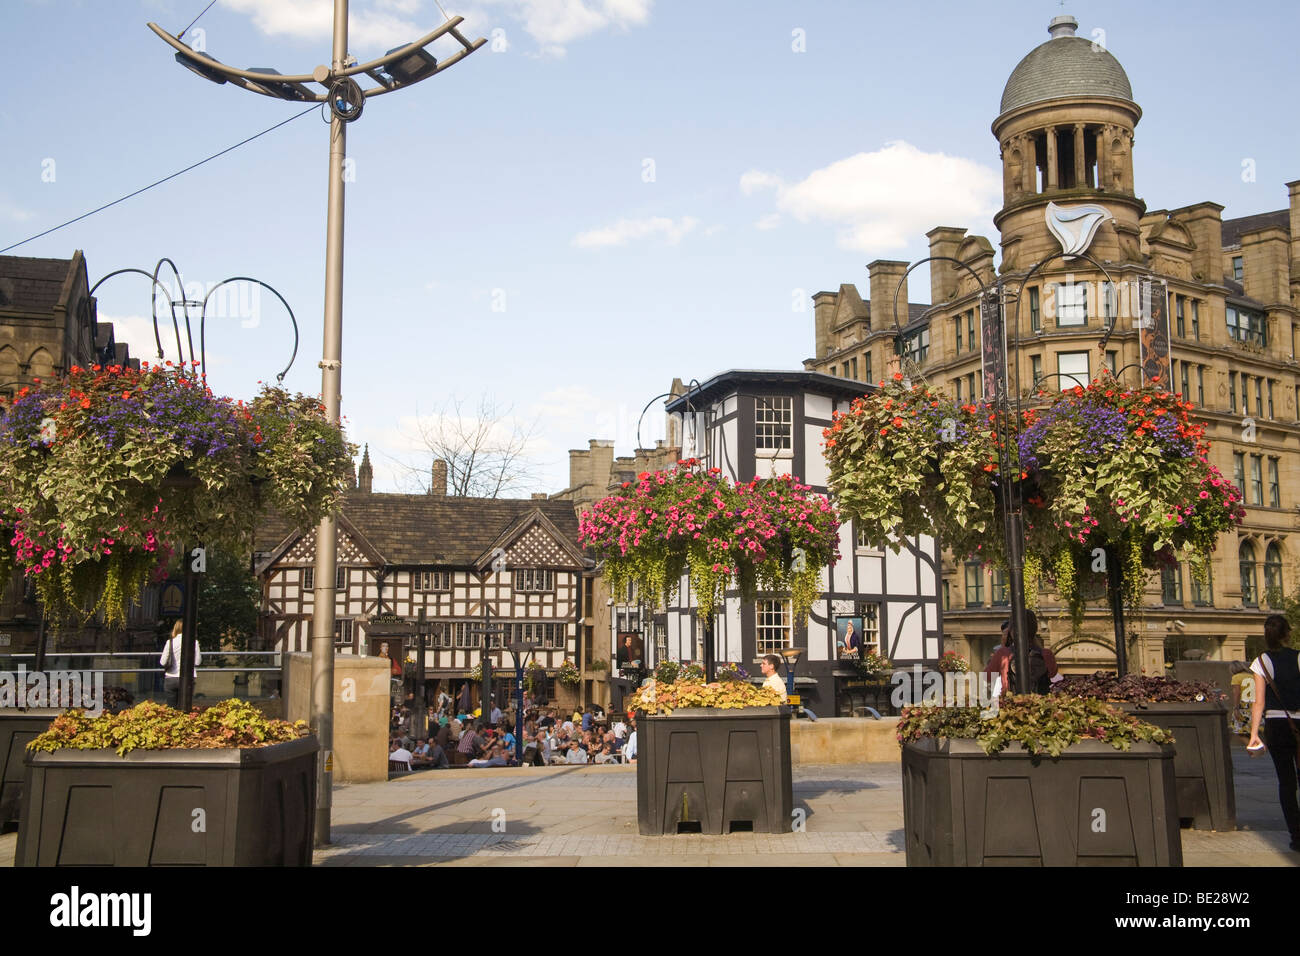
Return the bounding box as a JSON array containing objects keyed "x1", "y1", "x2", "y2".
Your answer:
[
  {"x1": 507, "y1": 640, "x2": 541, "y2": 764},
  {"x1": 150, "y1": 2, "x2": 485, "y2": 847},
  {"x1": 780, "y1": 647, "x2": 803, "y2": 701}
]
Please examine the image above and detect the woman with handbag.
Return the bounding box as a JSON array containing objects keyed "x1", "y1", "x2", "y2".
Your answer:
[{"x1": 1247, "y1": 614, "x2": 1300, "y2": 851}]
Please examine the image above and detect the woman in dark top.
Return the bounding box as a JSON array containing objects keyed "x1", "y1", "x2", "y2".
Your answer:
[{"x1": 1247, "y1": 614, "x2": 1300, "y2": 851}]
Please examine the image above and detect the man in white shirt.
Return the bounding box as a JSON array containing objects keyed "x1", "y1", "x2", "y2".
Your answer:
[
  {"x1": 489, "y1": 698, "x2": 503, "y2": 724},
  {"x1": 760, "y1": 654, "x2": 788, "y2": 702},
  {"x1": 160, "y1": 621, "x2": 201, "y2": 709}
]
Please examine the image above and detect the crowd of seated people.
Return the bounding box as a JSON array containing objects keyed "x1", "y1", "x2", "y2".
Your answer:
[{"x1": 387, "y1": 693, "x2": 639, "y2": 771}]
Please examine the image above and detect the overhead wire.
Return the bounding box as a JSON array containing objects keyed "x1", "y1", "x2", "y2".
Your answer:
[{"x1": 1, "y1": 105, "x2": 318, "y2": 255}]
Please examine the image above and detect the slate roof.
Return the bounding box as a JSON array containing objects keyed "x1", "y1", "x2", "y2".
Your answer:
[
  {"x1": 255, "y1": 492, "x2": 582, "y2": 567},
  {"x1": 1221, "y1": 209, "x2": 1289, "y2": 249},
  {"x1": 0, "y1": 255, "x2": 78, "y2": 313},
  {"x1": 1000, "y1": 35, "x2": 1134, "y2": 116}
]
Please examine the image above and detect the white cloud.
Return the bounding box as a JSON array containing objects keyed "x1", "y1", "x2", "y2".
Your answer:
[
  {"x1": 754, "y1": 213, "x2": 781, "y2": 231},
  {"x1": 571, "y1": 215, "x2": 699, "y2": 249},
  {"x1": 222, "y1": 0, "x2": 652, "y2": 57},
  {"x1": 220, "y1": 0, "x2": 427, "y2": 50},
  {"x1": 468, "y1": 0, "x2": 650, "y2": 54},
  {"x1": 739, "y1": 169, "x2": 782, "y2": 195},
  {"x1": 743, "y1": 141, "x2": 1001, "y2": 252}
]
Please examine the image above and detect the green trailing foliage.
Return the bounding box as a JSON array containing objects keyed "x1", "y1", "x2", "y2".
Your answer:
[{"x1": 897, "y1": 694, "x2": 1175, "y2": 758}]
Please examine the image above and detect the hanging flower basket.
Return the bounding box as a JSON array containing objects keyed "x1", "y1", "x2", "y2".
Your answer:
[
  {"x1": 0, "y1": 362, "x2": 355, "y2": 626},
  {"x1": 825, "y1": 376, "x2": 1243, "y2": 628},
  {"x1": 556, "y1": 659, "x2": 581, "y2": 687},
  {"x1": 578, "y1": 459, "x2": 840, "y2": 623}
]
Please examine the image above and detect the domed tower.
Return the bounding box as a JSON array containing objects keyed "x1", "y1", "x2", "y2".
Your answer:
[{"x1": 993, "y1": 15, "x2": 1145, "y2": 271}]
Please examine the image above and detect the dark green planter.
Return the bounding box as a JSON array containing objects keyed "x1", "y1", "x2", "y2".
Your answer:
[
  {"x1": 1117, "y1": 701, "x2": 1235, "y2": 831},
  {"x1": 902, "y1": 737, "x2": 1182, "y2": 866},
  {"x1": 16, "y1": 735, "x2": 317, "y2": 866},
  {"x1": 0, "y1": 710, "x2": 60, "y2": 828},
  {"x1": 637, "y1": 706, "x2": 792, "y2": 835}
]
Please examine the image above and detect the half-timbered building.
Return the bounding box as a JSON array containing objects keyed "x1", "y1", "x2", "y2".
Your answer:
[
  {"x1": 664, "y1": 370, "x2": 943, "y2": 716},
  {"x1": 254, "y1": 456, "x2": 589, "y2": 700}
]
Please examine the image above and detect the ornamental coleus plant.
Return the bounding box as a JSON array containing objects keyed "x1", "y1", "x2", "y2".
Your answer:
[
  {"x1": 825, "y1": 375, "x2": 1243, "y2": 629},
  {"x1": 578, "y1": 459, "x2": 840, "y2": 623},
  {"x1": 0, "y1": 362, "x2": 355, "y2": 626}
]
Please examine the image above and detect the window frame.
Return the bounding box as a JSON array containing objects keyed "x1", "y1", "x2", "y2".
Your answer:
[
  {"x1": 1264, "y1": 543, "x2": 1283, "y2": 603},
  {"x1": 964, "y1": 562, "x2": 984, "y2": 606},
  {"x1": 1249, "y1": 454, "x2": 1264, "y2": 507},
  {"x1": 1028, "y1": 286, "x2": 1040, "y2": 331},
  {"x1": 756, "y1": 599, "x2": 792, "y2": 655},
  {"x1": 1057, "y1": 351, "x2": 1091, "y2": 390},
  {"x1": 513, "y1": 569, "x2": 555, "y2": 593},
  {"x1": 1190, "y1": 565, "x2": 1213, "y2": 607},
  {"x1": 1053, "y1": 282, "x2": 1088, "y2": 327},
  {"x1": 1240, "y1": 541, "x2": 1259, "y2": 607},
  {"x1": 754, "y1": 395, "x2": 794, "y2": 452},
  {"x1": 1161, "y1": 563, "x2": 1183, "y2": 605},
  {"x1": 1268, "y1": 457, "x2": 1281, "y2": 508}
]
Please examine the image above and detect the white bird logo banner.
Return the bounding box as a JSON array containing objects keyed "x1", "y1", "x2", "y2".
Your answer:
[{"x1": 1045, "y1": 201, "x2": 1112, "y2": 257}]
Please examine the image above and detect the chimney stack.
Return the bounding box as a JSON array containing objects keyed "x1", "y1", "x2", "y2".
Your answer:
[
  {"x1": 867, "y1": 260, "x2": 910, "y2": 332},
  {"x1": 430, "y1": 458, "x2": 447, "y2": 496},
  {"x1": 925, "y1": 227, "x2": 967, "y2": 304}
]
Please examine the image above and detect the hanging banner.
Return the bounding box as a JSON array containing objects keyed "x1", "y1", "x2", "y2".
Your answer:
[
  {"x1": 979, "y1": 288, "x2": 1005, "y2": 402},
  {"x1": 1138, "y1": 277, "x2": 1171, "y2": 389}
]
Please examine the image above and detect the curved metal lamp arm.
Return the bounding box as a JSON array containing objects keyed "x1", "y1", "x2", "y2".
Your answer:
[
  {"x1": 200, "y1": 277, "x2": 300, "y2": 384},
  {"x1": 147, "y1": 18, "x2": 485, "y2": 102},
  {"x1": 890, "y1": 255, "x2": 995, "y2": 349},
  {"x1": 152, "y1": 257, "x2": 194, "y2": 370},
  {"x1": 89, "y1": 266, "x2": 180, "y2": 363}
]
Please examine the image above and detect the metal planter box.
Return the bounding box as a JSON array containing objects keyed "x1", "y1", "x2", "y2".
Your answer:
[
  {"x1": 1117, "y1": 701, "x2": 1235, "y2": 831},
  {"x1": 636, "y1": 706, "x2": 792, "y2": 835},
  {"x1": 901, "y1": 737, "x2": 1182, "y2": 867},
  {"x1": 16, "y1": 735, "x2": 317, "y2": 866},
  {"x1": 1, "y1": 710, "x2": 61, "y2": 828}
]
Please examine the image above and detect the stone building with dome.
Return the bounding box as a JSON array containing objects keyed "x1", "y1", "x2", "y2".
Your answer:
[{"x1": 805, "y1": 15, "x2": 1300, "y2": 674}]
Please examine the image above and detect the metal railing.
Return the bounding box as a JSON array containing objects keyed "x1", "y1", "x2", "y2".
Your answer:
[{"x1": 0, "y1": 650, "x2": 283, "y2": 704}]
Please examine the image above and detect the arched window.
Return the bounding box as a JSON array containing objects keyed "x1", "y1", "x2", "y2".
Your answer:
[
  {"x1": 1264, "y1": 542, "x2": 1284, "y2": 604},
  {"x1": 1239, "y1": 541, "x2": 1258, "y2": 607}
]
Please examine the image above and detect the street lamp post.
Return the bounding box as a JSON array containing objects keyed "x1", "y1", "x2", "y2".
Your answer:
[
  {"x1": 507, "y1": 640, "x2": 540, "y2": 764},
  {"x1": 890, "y1": 249, "x2": 1138, "y2": 690},
  {"x1": 780, "y1": 647, "x2": 802, "y2": 700},
  {"x1": 151, "y1": 3, "x2": 484, "y2": 846}
]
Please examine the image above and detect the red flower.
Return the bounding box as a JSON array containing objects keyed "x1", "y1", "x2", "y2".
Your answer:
[
  {"x1": 892, "y1": 372, "x2": 904, "y2": 381},
  {"x1": 892, "y1": 416, "x2": 904, "y2": 428}
]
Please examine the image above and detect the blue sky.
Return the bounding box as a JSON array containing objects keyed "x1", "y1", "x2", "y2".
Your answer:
[{"x1": 3, "y1": 0, "x2": 1297, "y2": 492}]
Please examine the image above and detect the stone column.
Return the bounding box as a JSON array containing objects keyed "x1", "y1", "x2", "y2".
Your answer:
[
  {"x1": 1023, "y1": 134, "x2": 1037, "y2": 193},
  {"x1": 1045, "y1": 126, "x2": 1058, "y2": 190},
  {"x1": 1074, "y1": 123, "x2": 1087, "y2": 189},
  {"x1": 1096, "y1": 126, "x2": 1108, "y2": 192}
]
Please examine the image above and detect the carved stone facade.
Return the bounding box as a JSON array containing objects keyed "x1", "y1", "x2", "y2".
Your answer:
[{"x1": 805, "y1": 16, "x2": 1300, "y2": 674}]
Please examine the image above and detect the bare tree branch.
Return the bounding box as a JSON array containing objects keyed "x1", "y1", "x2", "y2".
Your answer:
[{"x1": 388, "y1": 394, "x2": 539, "y2": 499}]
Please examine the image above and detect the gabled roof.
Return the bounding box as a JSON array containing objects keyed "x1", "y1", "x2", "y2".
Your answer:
[
  {"x1": 472, "y1": 508, "x2": 588, "y2": 571},
  {"x1": 665, "y1": 369, "x2": 874, "y2": 412},
  {"x1": 0, "y1": 253, "x2": 83, "y2": 314},
  {"x1": 254, "y1": 491, "x2": 582, "y2": 568}
]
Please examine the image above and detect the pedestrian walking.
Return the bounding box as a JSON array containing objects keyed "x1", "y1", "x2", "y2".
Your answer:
[{"x1": 1247, "y1": 614, "x2": 1300, "y2": 851}]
